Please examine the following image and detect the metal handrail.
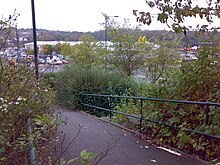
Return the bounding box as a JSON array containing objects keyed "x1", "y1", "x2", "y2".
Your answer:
[
  {"x1": 81, "y1": 102, "x2": 220, "y2": 140},
  {"x1": 27, "y1": 117, "x2": 38, "y2": 165},
  {"x1": 80, "y1": 93, "x2": 220, "y2": 160},
  {"x1": 83, "y1": 93, "x2": 220, "y2": 106}
]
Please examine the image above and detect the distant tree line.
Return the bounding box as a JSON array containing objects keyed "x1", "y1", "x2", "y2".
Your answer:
[{"x1": 6, "y1": 28, "x2": 219, "y2": 47}]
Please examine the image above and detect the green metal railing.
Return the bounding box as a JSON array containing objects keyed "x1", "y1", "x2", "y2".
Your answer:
[
  {"x1": 27, "y1": 117, "x2": 38, "y2": 165},
  {"x1": 80, "y1": 93, "x2": 220, "y2": 160}
]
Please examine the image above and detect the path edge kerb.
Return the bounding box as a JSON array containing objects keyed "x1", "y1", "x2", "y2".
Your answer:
[{"x1": 78, "y1": 110, "x2": 209, "y2": 165}]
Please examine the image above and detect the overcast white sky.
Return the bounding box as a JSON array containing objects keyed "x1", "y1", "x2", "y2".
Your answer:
[
  {"x1": 1, "y1": 0, "x2": 217, "y2": 32},
  {"x1": 1, "y1": 0, "x2": 169, "y2": 32}
]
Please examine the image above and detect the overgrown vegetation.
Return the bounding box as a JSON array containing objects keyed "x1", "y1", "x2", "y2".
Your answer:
[
  {"x1": 52, "y1": 14, "x2": 220, "y2": 161},
  {"x1": 1, "y1": 3, "x2": 220, "y2": 162},
  {"x1": 55, "y1": 64, "x2": 137, "y2": 110},
  {"x1": 111, "y1": 44, "x2": 220, "y2": 160},
  {"x1": 0, "y1": 59, "x2": 54, "y2": 164},
  {"x1": 0, "y1": 13, "x2": 56, "y2": 164}
]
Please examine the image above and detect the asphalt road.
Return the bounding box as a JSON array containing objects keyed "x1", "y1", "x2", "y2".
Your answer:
[{"x1": 53, "y1": 107, "x2": 207, "y2": 165}]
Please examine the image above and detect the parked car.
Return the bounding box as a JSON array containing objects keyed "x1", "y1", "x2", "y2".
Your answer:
[
  {"x1": 38, "y1": 58, "x2": 46, "y2": 64},
  {"x1": 46, "y1": 57, "x2": 52, "y2": 64},
  {"x1": 62, "y1": 59, "x2": 69, "y2": 64},
  {"x1": 53, "y1": 59, "x2": 63, "y2": 65}
]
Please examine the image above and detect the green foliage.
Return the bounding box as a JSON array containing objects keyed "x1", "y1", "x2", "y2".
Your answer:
[
  {"x1": 72, "y1": 34, "x2": 103, "y2": 66},
  {"x1": 145, "y1": 33, "x2": 182, "y2": 83},
  {"x1": 136, "y1": 79, "x2": 173, "y2": 98},
  {"x1": 0, "y1": 59, "x2": 54, "y2": 163},
  {"x1": 56, "y1": 43, "x2": 74, "y2": 57},
  {"x1": 55, "y1": 64, "x2": 137, "y2": 111},
  {"x1": 113, "y1": 86, "x2": 219, "y2": 160},
  {"x1": 40, "y1": 44, "x2": 55, "y2": 55},
  {"x1": 111, "y1": 39, "x2": 219, "y2": 159},
  {"x1": 60, "y1": 150, "x2": 95, "y2": 165},
  {"x1": 25, "y1": 48, "x2": 34, "y2": 55},
  {"x1": 106, "y1": 19, "x2": 152, "y2": 76},
  {"x1": 113, "y1": 99, "x2": 136, "y2": 122},
  {"x1": 79, "y1": 150, "x2": 96, "y2": 165},
  {"x1": 172, "y1": 45, "x2": 220, "y2": 102},
  {"x1": 40, "y1": 43, "x2": 74, "y2": 57},
  {"x1": 42, "y1": 72, "x2": 57, "y2": 89},
  {"x1": 134, "y1": 0, "x2": 220, "y2": 33},
  {"x1": 113, "y1": 57, "x2": 219, "y2": 160}
]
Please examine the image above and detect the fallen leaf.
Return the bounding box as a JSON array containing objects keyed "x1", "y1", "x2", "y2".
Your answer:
[{"x1": 150, "y1": 159, "x2": 156, "y2": 163}]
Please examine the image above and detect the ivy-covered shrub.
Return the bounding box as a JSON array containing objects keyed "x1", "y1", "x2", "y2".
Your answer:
[{"x1": 0, "y1": 60, "x2": 54, "y2": 164}]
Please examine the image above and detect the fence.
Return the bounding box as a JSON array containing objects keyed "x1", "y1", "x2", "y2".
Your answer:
[
  {"x1": 27, "y1": 117, "x2": 38, "y2": 165},
  {"x1": 80, "y1": 93, "x2": 220, "y2": 160}
]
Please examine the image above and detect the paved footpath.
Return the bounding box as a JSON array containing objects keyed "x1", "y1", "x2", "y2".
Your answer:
[{"x1": 54, "y1": 107, "x2": 207, "y2": 165}]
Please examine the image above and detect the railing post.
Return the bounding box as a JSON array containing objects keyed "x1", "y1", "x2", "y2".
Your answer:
[
  {"x1": 139, "y1": 98, "x2": 143, "y2": 132},
  {"x1": 80, "y1": 93, "x2": 85, "y2": 111},
  {"x1": 109, "y1": 95, "x2": 112, "y2": 122},
  {"x1": 27, "y1": 117, "x2": 38, "y2": 165},
  {"x1": 202, "y1": 104, "x2": 210, "y2": 160},
  {"x1": 93, "y1": 94, "x2": 96, "y2": 113},
  {"x1": 79, "y1": 93, "x2": 82, "y2": 106}
]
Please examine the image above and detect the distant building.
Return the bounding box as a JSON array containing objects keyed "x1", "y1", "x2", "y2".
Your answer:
[{"x1": 24, "y1": 41, "x2": 82, "y2": 51}]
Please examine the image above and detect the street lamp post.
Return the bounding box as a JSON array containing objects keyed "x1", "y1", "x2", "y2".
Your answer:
[
  {"x1": 15, "y1": 25, "x2": 20, "y2": 63},
  {"x1": 104, "y1": 15, "x2": 108, "y2": 50},
  {"x1": 27, "y1": 1, "x2": 39, "y2": 165},
  {"x1": 102, "y1": 13, "x2": 118, "y2": 50},
  {"x1": 31, "y1": 0, "x2": 38, "y2": 78}
]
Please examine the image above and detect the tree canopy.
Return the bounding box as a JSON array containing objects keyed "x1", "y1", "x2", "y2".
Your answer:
[
  {"x1": 107, "y1": 19, "x2": 152, "y2": 76},
  {"x1": 134, "y1": 0, "x2": 220, "y2": 33},
  {"x1": 72, "y1": 34, "x2": 101, "y2": 66}
]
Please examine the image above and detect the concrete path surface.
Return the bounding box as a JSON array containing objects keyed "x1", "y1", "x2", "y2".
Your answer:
[{"x1": 54, "y1": 106, "x2": 207, "y2": 165}]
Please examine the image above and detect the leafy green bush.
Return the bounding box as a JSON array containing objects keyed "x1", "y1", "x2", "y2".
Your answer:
[
  {"x1": 174, "y1": 49, "x2": 219, "y2": 102},
  {"x1": 42, "y1": 72, "x2": 57, "y2": 89},
  {"x1": 0, "y1": 60, "x2": 54, "y2": 164},
  {"x1": 55, "y1": 64, "x2": 137, "y2": 110}
]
